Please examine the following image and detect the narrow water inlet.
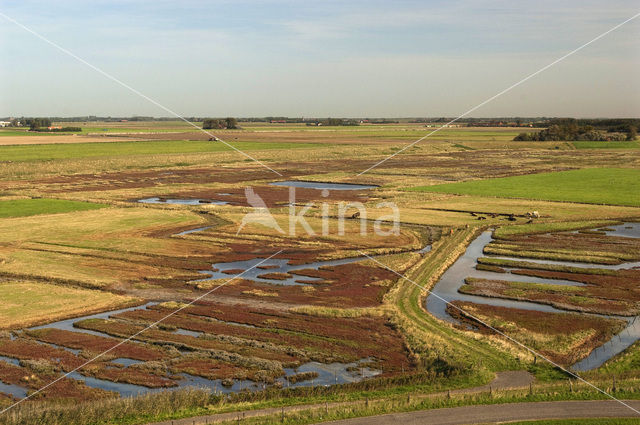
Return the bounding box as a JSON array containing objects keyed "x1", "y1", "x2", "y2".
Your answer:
[{"x1": 425, "y1": 224, "x2": 640, "y2": 371}]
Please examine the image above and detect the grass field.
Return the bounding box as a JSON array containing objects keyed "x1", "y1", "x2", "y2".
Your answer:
[
  {"x1": 572, "y1": 141, "x2": 640, "y2": 149},
  {"x1": 0, "y1": 199, "x2": 107, "y2": 218},
  {"x1": 0, "y1": 281, "x2": 136, "y2": 329},
  {"x1": 409, "y1": 168, "x2": 640, "y2": 207},
  {"x1": 0, "y1": 139, "x2": 317, "y2": 162}
]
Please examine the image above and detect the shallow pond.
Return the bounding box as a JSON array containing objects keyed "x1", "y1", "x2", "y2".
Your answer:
[
  {"x1": 0, "y1": 356, "x2": 28, "y2": 398},
  {"x1": 110, "y1": 358, "x2": 143, "y2": 367},
  {"x1": 138, "y1": 198, "x2": 228, "y2": 206},
  {"x1": 269, "y1": 181, "x2": 378, "y2": 191},
  {"x1": 0, "y1": 380, "x2": 27, "y2": 399},
  {"x1": 174, "y1": 328, "x2": 202, "y2": 338},
  {"x1": 30, "y1": 303, "x2": 157, "y2": 338},
  {"x1": 174, "y1": 226, "x2": 213, "y2": 236},
  {"x1": 279, "y1": 358, "x2": 380, "y2": 388},
  {"x1": 600, "y1": 222, "x2": 640, "y2": 239},
  {"x1": 196, "y1": 256, "x2": 367, "y2": 286}
]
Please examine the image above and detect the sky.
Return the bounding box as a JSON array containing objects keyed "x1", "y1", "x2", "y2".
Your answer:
[{"x1": 1, "y1": 0, "x2": 639, "y2": 118}]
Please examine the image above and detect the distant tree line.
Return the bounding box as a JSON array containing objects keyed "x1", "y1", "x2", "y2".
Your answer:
[
  {"x1": 368, "y1": 119, "x2": 399, "y2": 124},
  {"x1": 25, "y1": 117, "x2": 52, "y2": 130},
  {"x1": 202, "y1": 117, "x2": 238, "y2": 130},
  {"x1": 31, "y1": 126, "x2": 82, "y2": 132},
  {"x1": 19, "y1": 118, "x2": 81, "y2": 132},
  {"x1": 306, "y1": 118, "x2": 360, "y2": 126},
  {"x1": 514, "y1": 118, "x2": 637, "y2": 142}
]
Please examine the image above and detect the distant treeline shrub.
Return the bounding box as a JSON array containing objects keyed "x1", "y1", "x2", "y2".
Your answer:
[
  {"x1": 202, "y1": 117, "x2": 238, "y2": 130},
  {"x1": 306, "y1": 118, "x2": 360, "y2": 126},
  {"x1": 514, "y1": 118, "x2": 637, "y2": 142},
  {"x1": 30, "y1": 127, "x2": 82, "y2": 132},
  {"x1": 25, "y1": 118, "x2": 51, "y2": 130}
]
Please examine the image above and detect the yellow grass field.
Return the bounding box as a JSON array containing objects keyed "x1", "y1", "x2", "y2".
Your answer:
[{"x1": 0, "y1": 281, "x2": 138, "y2": 329}]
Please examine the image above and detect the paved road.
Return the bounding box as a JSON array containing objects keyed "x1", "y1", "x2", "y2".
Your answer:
[{"x1": 322, "y1": 400, "x2": 640, "y2": 425}]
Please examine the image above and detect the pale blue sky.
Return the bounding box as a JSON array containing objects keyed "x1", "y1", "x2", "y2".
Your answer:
[{"x1": 1, "y1": 0, "x2": 638, "y2": 117}]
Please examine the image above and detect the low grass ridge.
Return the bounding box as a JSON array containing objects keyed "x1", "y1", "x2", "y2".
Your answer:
[
  {"x1": 409, "y1": 168, "x2": 640, "y2": 207},
  {"x1": 493, "y1": 221, "x2": 619, "y2": 239},
  {"x1": 0, "y1": 198, "x2": 107, "y2": 218}
]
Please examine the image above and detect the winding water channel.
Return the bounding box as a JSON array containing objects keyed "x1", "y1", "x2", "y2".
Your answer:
[{"x1": 426, "y1": 224, "x2": 640, "y2": 371}]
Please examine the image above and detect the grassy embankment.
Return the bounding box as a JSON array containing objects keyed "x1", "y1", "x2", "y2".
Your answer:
[{"x1": 382, "y1": 226, "x2": 527, "y2": 372}]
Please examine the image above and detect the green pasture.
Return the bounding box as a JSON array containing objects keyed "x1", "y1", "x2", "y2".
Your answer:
[
  {"x1": 0, "y1": 139, "x2": 317, "y2": 162},
  {"x1": 410, "y1": 168, "x2": 640, "y2": 207},
  {"x1": 0, "y1": 198, "x2": 107, "y2": 218}
]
